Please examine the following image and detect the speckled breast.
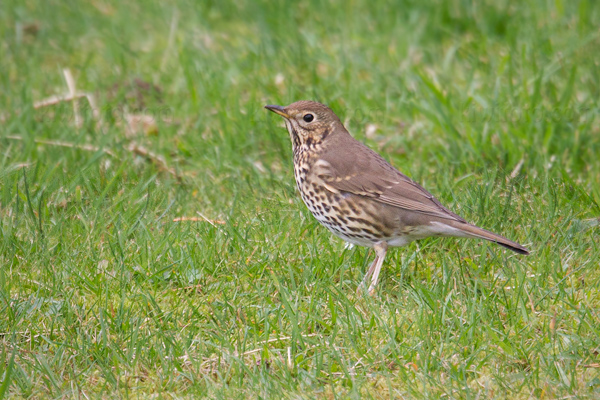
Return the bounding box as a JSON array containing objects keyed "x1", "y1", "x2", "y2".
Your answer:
[{"x1": 292, "y1": 155, "x2": 397, "y2": 248}]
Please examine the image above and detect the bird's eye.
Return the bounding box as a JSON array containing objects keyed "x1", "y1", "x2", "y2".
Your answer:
[{"x1": 303, "y1": 113, "x2": 314, "y2": 123}]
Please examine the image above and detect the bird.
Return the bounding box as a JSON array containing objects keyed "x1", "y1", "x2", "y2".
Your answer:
[{"x1": 265, "y1": 100, "x2": 529, "y2": 295}]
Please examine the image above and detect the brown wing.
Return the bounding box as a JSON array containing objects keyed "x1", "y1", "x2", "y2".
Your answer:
[{"x1": 315, "y1": 138, "x2": 466, "y2": 223}]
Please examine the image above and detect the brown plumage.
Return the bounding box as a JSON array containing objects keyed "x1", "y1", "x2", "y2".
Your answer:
[{"x1": 265, "y1": 100, "x2": 529, "y2": 295}]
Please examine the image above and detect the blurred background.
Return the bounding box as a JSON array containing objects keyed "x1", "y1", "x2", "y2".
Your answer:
[{"x1": 1, "y1": 0, "x2": 599, "y2": 398}]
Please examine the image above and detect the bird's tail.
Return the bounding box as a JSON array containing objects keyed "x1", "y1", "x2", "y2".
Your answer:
[{"x1": 450, "y1": 222, "x2": 530, "y2": 255}]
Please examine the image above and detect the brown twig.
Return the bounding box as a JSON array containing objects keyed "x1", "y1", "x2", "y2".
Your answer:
[
  {"x1": 31, "y1": 70, "x2": 183, "y2": 179},
  {"x1": 172, "y1": 216, "x2": 226, "y2": 224},
  {"x1": 127, "y1": 142, "x2": 181, "y2": 181},
  {"x1": 4, "y1": 135, "x2": 116, "y2": 157},
  {"x1": 34, "y1": 93, "x2": 87, "y2": 108},
  {"x1": 34, "y1": 69, "x2": 101, "y2": 129}
]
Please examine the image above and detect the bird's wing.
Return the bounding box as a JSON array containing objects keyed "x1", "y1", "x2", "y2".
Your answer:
[{"x1": 315, "y1": 142, "x2": 466, "y2": 223}]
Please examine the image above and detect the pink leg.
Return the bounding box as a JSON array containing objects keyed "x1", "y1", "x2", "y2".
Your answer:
[
  {"x1": 367, "y1": 242, "x2": 388, "y2": 296},
  {"x1": 357, "y1": 255, "x2": 379, "y2": 293},
  {"x1": 357, "y1": 242, "x2": 388, "y2": 296}
]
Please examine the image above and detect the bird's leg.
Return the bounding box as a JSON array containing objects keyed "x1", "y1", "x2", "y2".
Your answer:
[
  {"x1": 357, "y1": 255, "x2": 379, "y2": 294},
  {"x1": 357, "y1": 242, "x2": 388, "y2": 296},
  {"x1": 367, "y1": 242, "x2": 388, "y2": 296}
]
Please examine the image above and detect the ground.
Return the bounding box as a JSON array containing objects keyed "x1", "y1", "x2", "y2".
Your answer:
[{"x1": 1, "y1": 0, "x2": 599, "y2": 398}]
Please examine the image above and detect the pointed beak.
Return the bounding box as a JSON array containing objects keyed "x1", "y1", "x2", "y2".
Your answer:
[{"x1": 264, "y1": 104, "x2": 290, "y2": 119}]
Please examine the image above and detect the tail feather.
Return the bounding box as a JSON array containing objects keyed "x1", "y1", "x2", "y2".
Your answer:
[{"x1": 450, "y1": 222, "x2": 530, "y2": 255}]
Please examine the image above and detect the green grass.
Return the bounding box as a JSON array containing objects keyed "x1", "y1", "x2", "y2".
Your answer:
[{"x1": 1, "y1": 0, "x2": 600, "y2": 398}]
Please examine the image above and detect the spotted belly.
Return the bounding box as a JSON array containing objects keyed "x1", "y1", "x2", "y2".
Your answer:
[{"x1": 296, "y1": 181, "x2": 397, "y2": 248}]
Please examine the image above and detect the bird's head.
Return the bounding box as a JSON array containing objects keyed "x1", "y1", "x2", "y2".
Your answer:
[{"x1": 265, "y1": 100, "x2": 343, "y2": 149}]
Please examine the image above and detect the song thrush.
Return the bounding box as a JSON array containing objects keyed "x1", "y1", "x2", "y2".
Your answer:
[{"x1": 265, "y1": 101, "x2": 529, "y2": 295}]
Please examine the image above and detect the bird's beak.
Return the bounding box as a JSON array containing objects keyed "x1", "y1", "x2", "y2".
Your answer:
[{"x1": 264, "y1": 104, "x2": 290, "y2": 119}]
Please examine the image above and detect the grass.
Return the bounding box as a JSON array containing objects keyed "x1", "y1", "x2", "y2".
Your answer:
[{"x1": 1, "y1": 0, "x2": 600, "y2": 398}]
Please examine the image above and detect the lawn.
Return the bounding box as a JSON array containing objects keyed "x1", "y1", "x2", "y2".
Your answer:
[{"x1": 1, "y1": 0, "x2": 599, "y2": 398}]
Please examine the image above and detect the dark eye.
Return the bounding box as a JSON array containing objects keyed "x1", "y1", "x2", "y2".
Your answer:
[{"x1": 303, "y1": 113, "x2": 314, "y2": 122}]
